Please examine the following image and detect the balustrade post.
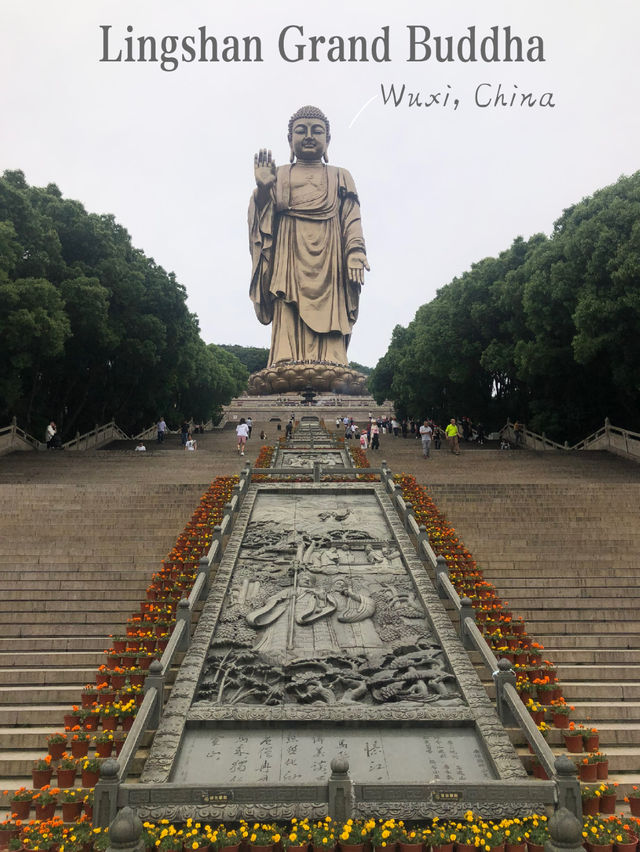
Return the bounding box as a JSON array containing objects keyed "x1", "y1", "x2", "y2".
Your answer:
[
  {"x1": 492, "y1": 659, "x2": 518, "y2": 726},
  {"x1": 176, "y1": 599, "x2": 191, "y2": 652},
  {"x1": 197, "y1": 556, "x2": 210, "y2": 597},
  {"x1": 94, "y1": 758, "x2": 120, "y2": 829},
  {"x1": 105, "y1": 805, "x2": 144, "y2": 852},
  {"x1": 554, "y1": 755, "x2": 582, "y2": 819},
  {"x1": 328, "y1": 757, "x2": 353, "y2": 823},
  {"x1": 545, "y1": 805, "x2": 584, "y2": 852},
  {"x1": 313, "y1": 461, "x2": 321, "y2": 482},
  {"x1": 145, "y1": 660, "x2": 165, "y2": 729},
  {"x1": 435, "y1": 554, "x2": 449, "y2": 599},
  {"x1": 459, "y1": 597, "x2": 476, "y2": 649}
]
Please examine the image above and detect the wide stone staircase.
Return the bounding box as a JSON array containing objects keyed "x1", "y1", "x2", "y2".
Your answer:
[
  {"x1": 426, "y1": 452, "x2": 640, "y2": 801},
  {"x1": 2, "y1": 428, "x2": 640, "y2": 816},
  {"x1": 0, "y1": 446, "x2": 214, "y2": 812}
]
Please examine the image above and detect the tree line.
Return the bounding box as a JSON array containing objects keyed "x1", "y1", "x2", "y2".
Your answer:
[
  {"x1": 0, "y1": 170, "x2": 248, "y2": 439},
  {"x1": 369, "y1": 171, "x2": 640, "y2": 442}
]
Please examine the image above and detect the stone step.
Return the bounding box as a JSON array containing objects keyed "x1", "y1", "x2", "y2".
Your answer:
[
  {"x1": 0, "y1": 652, "x2": 104, "y2": 668},
  {"x1": 0, "y1": 667, "x2": 100, "y2": 686},
  {"x1": 0, "y1": 704, "x2": 80, "y2": 726},
  {"x1": 0, "y1": 600, "x2": 148, "y2": 613},
  {"x1": 0, "y1": 751, "x2": 147, "y2": 778},
  {"x1": 519, "y1": 620, "x2": 640, "y2": 635},
  {"x1": 539, "y1": 635, "x2": 640, "y2": 649},
  {"x1": 0, "y1": 638, "x2": 110, "y2": 653},
  {"x1": 0, "y1": 685, "x2": 94, "y2": 705},
  {"x1": 556, "y1": 665, "x2": 640, "y2": 681},
  {"x1": 490, "y1": 585, "x2": 640, "y2": 597},
  {"x1": 0, "y1": 726, "x2": 153, "y2": 750},
  {"x1": 0, "y1": 623, "x2": 127, "y2": 638},
  {"x1": 547, "y1": 649, "x2": 640, "y2": 664}
]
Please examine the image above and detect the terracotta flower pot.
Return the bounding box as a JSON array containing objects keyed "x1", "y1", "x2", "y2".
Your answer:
[
  {"x1": 579, "y1": 763, "x2": 598, "y2": 782},
  {"x1": 553, "y1": 713, "x2": 569, "y2": 729},
  {"x1": 340, "y1": 846, "x2": 364, "y2": 852},
  {"x1": 111, "y1": 674, "x2": 126, "y2": 689},
  {"x1": 431, "y1": 845, "x2": 454, "y2": 852},
  {"x1": 456, "y1": 844, "x2": 476, "y2": 852},
  {"x1": 584, "y1": 734, "x2": 600, "y2": 752},
  {"x1": 95, "y1": 742, "x2": 113, "y2": 758},
  {"x1": 84, "y1": 802, "x2": 93, "y2": 819},
  {"x1": 83, "y1": 716, "x2": 98, "y2": 731},
  {"x1": 249, "y1": 845, "x2": 273, "y2": 852},
  {"x1": 102, "y1": 716, "x2": 118, "y2": 731},
  {"x1": 526, "y1": 843, "x2": 544, "y2": 852},
  {"x1": 585, "y1": 843, "x2": 613, "y2": 852},
  {"x1": 57, "y1": 767, "x2": 77, "y2": 788},
  {"x1": 614, "y1": 842, "x2": 637, "y2": 852},
  {"x1": 583, "y1": 798, "x2": 599, "y2": 816},
  {"x1": 563, "y1": 733, "x2": 583, "y2": 753},
  {"x1": 629, "y1": 798, "x2": 640, "y2": 817},
  {"x1": 71, "y1": 740, "x2": 90, "y2": 758},
  {"x1": 9, "y1": 799, "x2": 31, "y2": 819},
  {"x1": 35, "y1": 801, "x2": 57, "y2": 820},
  {"x1": 122, "y1": 716, "x2": 135, "y2": 731},
  {"x1": 31, "y1": 767, "x2": 53, "y2": 788},
  {"x1": 399, "y1": 844, "x2": 422, "y2": 852},
  {"x1": 64, "y1": 713, "x2": 81, "y2": 728},
  {"x1": 62, "y1": 800, "x2": 83, "y2": 821},
  {"x1": 82, "y1": 769, "x2": 100, "y2": 787},
  {"x1": 48, "y1": 740, "x2": 66, "y2": 759},
  {"x1": 599, "y1": 793, "x2": 617, "y2": 814},
  {"x1": 597, "y1": 760, "x2": 609, "y2": 780},
  {"x1": 505, "y1": 844, "x2": 526, "y2": 852}
]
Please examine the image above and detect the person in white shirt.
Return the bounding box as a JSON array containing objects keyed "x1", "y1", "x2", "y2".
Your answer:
[
  {"x1": 45, "y1": 421, "x2": 57, "y2": 449},
  {"x1": 135, "y1": 442, "x2": 146, "y2": 452},
  {"x1": 419, "y1": 420, "x2": 433, "y2": 458},
  {"x1": 185, "y1": 436, "x2": 197, "y2": 451},
  {"x1": 236, "y1": 419, "x2": 250, "y2": 455}
]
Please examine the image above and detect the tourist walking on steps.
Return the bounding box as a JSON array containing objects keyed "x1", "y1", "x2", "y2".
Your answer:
[
  {"x1": 236, "y1": 418, "x2": 249, "y2": 455},
  {"x1": 181, "y1": 419, "x2": 190, "y2": 446},
  {"x1": 419, "y1": 420, "x2": 433, "y2": 458},
  {"x1": 246, "y1": 416, "x2": 253, "y2": 438},
  {"x1": 370, "y1": 422, "x2": 380, "y2": 450},
  {"x1": 157, "y1": 417, "x2": 167, "y2": 443},
  {"x1": 445, "y1": 418, "x2": 461, "y2": 455}
]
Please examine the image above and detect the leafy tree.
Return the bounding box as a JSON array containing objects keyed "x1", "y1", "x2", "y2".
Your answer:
[
  {"x1": 370, "y1": 171, "x2": 640, "y2": 441},
  {"x1": 0, "y1": 170, "x2": 248, "y2": 437}
]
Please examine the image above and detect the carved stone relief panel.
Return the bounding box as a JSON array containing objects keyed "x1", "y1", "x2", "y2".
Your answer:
[{"x1": 192, "y1": 491, "x2": 464, "y2": 711}]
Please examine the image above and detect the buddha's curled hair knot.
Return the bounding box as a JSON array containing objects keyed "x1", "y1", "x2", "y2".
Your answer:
[{"x1": 288, "y1": 105, "x2": 331, "y2": 142}]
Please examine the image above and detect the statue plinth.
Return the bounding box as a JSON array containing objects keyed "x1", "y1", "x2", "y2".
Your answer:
[{"x1": 248, "y1": 361, "x2": 368, "y2": 396}]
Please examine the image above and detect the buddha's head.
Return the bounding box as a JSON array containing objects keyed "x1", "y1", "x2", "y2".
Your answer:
[{"x1": 287, "y1": 105, "x2": 330, "y2": 163}]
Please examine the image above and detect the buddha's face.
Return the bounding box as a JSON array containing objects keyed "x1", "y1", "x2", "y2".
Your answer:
[{"x1": 290, "y1": 118, "x2": 329, "y2": 162}]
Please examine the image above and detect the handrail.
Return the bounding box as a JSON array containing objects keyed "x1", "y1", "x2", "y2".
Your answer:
[{"x1": 62, "y1": 420, "x2": 130, "y2": 450}]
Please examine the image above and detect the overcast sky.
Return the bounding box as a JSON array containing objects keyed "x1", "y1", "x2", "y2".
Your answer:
[{"x1": 2, "y1": 1, "x2": 639, "y2": 368}]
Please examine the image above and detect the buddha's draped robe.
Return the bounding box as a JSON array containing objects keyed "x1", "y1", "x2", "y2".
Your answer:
[{"x1": 249, "y1": 163, "x2": 366, "y2": 365}]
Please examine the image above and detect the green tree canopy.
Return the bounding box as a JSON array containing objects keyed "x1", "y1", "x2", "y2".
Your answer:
[
  {"x1": 0, "y1": 170, "x2": 247, "y2": 437},
  {"x1": 369, "y1": 171, "x2": 640, "y2": 441}
]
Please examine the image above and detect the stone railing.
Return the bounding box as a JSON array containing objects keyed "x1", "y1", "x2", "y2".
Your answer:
[
  {"x1": 62, "y1": 420, "x2": 130, "y2": 451},
  {"x1": 501, "y1": 417, "x2": 640, "y2": 462},
  {"x1": 0, "y1": 418, "x2": 44, "y2": 456}
]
